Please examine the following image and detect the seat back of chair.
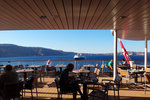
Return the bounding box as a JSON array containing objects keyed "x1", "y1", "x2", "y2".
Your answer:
[
  {"x1": 96, "y1": 69, "x2": 100, "y2": 76},
  {"x1": 114, "y1": 74, "x2": 122, "y2": 85},
  {"x1": 101, "y1": 64, "x2": 104, "y2": 69},
  {"x1": 3, "y1": 82, "x2": 23, "y2": 99},
  {"x1": 24, "y1": 76, "x2": 34, "y2": 89},
  {"x1": 132, "y1": 64, "x2": 136, "y2": 69},
  {"x1": 145, "y1": 68, "x2": 150, "y2": 73},
  {"x1": 144, "y1": 74, "x2": 150, "y2": 83},
  {"x1": 137, "y1": 65, "x2": 142, "y2": 69},
  {"x1": 121, "y1": 70, "x2": 129, "y2": 77},
  {"x1": 94, "y1": 68, "x2": 97, "y2": 74},
  {"x1": 117, "y1": 68, "x2": 121, "y2": 74}
]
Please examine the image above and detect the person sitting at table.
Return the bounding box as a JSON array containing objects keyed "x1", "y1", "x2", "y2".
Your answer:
[
  {"x1": 119, "y1": 59, "x2": 130, "y2": 69},
  {"x1": 46, "y1": 60, "x2": 56, "y2": 72},
  {"x1": 47, "y1": 66, "x2": 56, "y2": 72},
  {"x1": 0, "y1": 65, "x2": 19, "y2": 98},
  {"x1": 60, "y1": 63, "x2": 83, "y2": 100},
  {"x1": 121, "y1": 59, "x2": 127, "y2": 65}
]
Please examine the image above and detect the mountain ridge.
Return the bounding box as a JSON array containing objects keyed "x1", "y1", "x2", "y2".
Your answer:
[
  {"x1": 0, "y1": 44, "x2": 75, "y2": 57},
  {"x1": 0, "y1": 44, "x2": 148, "y2": 58}
]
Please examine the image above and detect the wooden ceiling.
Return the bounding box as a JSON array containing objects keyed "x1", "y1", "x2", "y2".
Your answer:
[{"x1": 0, "y1": 0, "x2": 150, "y2": 40}]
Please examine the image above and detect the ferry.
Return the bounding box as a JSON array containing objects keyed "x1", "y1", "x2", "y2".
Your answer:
[{"x1": 74, "y1": 54, "x2": 85, "y2": 60}]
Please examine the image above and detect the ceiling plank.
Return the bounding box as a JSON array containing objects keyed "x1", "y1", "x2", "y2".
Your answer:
[
  {"x1": 34, "y1": 0, "x2": 59, "y2": 29},
  {"x1": 0, "y1": 8, "x2": 22, "y2": 27},
  {"x1": 87, "y1": 0, "x2": 111, "y2": 29},
  {"x1": 93, "y1": 0, "x2": 121, "y2": 29},
  {"x1": 5, "y1": 0, "x2": 41, "y2": 29},
  {"x1": 0, "y1": 0, "x2": 32, "y2": 29},
  {"x1": 44, "y1": 0, "x2": 64, "y2": 29},
  {"x1": 78, "y1": 0, "x2": 91, "y2": 29},
  {"x1": 73, "y1": 0, "x2": 81, "y2": 29},
  {"x1": 102, "y1": 0, "x2": 149, "y2": 30},
  {"x1": 14, "y1": 0, "x2": 45, "y2": 29},
  {"x1": 53, "y1": 0, "x2": 68, "y2": 29},
  {"x1": 82, "y1": 0, "x2": 101, "y2": 29},
  {"x1": 24, "y1": 0, "x2": 52, "y2": 29},
  {"x1": 116, "y1": 0, "x2": 150, "y2": 30},
  {"x1": 63, "y1": 0, "x2": 73, "y2": 29},
  {"x1": 98, "y1": 0, "x2": 132, "y2": 29}
]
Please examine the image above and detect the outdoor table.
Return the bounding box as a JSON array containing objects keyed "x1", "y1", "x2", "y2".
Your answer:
[
  {"x1": 73, "y1": 69, "x2": 90, "y2": 74},
  {"x1": 76, "y1": 78, "x2": 98, "y2": 100},
  {"x1": 73, "y1": 69, "x2": 90, "y2": 79},
  {"x1": 129, "y1": 69, "x2": 145, "y2": 83},
  {"x1": 55, "y1": 64, "x2": 66, "y2": 72},
  {"x1": 83, "y1": 65, "x2": 95, "y2": 70},
  {"x1": 26, "y1": 65, "x2": 41, "y2": 68},
  {"x1": 118, "y1": 65, "x2": 130, "y2": 70},
  {"x1": 26, "y1": 65, "x2": 41, "y2": 73},
  {"x1": 16, "y1": 69, "x2": 33, "y2": 81}
]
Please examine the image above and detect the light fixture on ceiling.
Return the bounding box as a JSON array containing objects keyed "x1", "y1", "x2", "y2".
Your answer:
[
  {"x1": 119, "y1": 16, "x2": 127, "y2": 19},
  {"x1": 40, "y1": 16, "x2": 46, "y2": 19}
]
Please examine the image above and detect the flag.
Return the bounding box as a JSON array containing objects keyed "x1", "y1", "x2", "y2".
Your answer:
[{"x1": 119, "y1": 39, "x2": 131, "y2": 64}]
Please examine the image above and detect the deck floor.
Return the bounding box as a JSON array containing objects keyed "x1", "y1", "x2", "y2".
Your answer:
[{"x1": 22, "y1": 75, "x2": 150, "y2": 100}]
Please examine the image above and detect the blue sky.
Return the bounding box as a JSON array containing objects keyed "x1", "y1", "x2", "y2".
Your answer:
[{"x1": 0, "y1": 30, "x2": 147, "y2": 53}]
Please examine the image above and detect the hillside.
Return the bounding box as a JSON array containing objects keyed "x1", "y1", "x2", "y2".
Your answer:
[
  {"x1": 0, "y1": 44, "x2": 75, "y2": 57},
  {"x1": 0, "y1": 44, "x2": 148, "y2": 58}
]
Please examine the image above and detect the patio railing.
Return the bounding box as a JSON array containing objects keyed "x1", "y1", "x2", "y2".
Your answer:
[{"x1": 0, "y1": 59, "x2": 149, "y2": 72}]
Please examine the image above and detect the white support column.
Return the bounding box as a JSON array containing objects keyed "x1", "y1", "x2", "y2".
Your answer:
[
  {"x1": 144, "y1": 35, "x2": 148, "y2": 69},
  {"x1": 113, "y1": 30, "x2": 117, "y2": 80}
]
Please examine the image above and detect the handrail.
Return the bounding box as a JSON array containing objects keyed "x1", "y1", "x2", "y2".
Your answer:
[{"x1": 0, "y1": 59, "x2": 148, "y2": 62}]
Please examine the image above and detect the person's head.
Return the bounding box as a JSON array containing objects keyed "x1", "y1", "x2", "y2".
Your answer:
[
  {"x1": 122, "y1": 59, "x2": 125, "y2": 61},
  {"x1": 96, "y1": 64, "x2": 98, "y2": 67},
  {"x1": 5, "y1": 64, "x2": 13, "y2": 72},
  {"x1": 111, "y1": 59, "x2": 113, "y2": 61},
  {"x1": 66, "y1": 63, "x2": 74, "y2": 71}
]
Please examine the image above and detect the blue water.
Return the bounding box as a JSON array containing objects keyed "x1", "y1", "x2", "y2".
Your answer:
[
  {"x1": 0, "y1": 55, "x2": 147, "y2": 61},
  {"x1": 0, "y1": 55, "x2": 149, "y2": 71}
]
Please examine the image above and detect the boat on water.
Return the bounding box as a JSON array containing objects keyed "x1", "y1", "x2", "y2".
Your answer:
[{"x1": 74, "y1": 54, "x2": 85, "y2": 60}]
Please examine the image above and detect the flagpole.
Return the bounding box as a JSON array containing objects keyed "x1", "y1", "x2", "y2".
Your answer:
[{"x1": 113, "y1": 30, "x2": 117, "y2": 80}]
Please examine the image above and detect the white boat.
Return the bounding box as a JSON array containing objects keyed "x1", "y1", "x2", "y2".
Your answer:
[{"x1": 74, "y1": 54, "x2": 85, "y2": 60}]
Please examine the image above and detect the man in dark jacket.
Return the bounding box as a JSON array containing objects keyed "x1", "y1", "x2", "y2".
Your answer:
[
  {"x1": 60, "y1": 63, "x2": 83, "y2": 100},
  {"x1": 0, "y1": 65, "x2": 19, "y2": 97}
]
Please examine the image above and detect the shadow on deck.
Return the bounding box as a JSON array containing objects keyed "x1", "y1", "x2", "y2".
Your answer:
[{"x1": 21, "y1": 76, "x2": 150, "y2": 100}]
